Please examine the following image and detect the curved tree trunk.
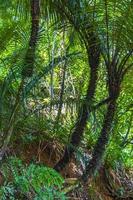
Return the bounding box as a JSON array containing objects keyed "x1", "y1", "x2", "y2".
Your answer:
[
  {"x1": 82, "y1": 98, "x2": 117, "y2": 182},
  {"x1": 81, "y1": 50, "x2": 130, "y2": 182},
  {"x1": 54, "y1": 33, "x2": 100, "y2": 172}
]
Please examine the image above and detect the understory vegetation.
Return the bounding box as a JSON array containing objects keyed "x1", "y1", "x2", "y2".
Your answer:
[{"x1": 0, "y1": 0, "x2": 133, "y2": 199}]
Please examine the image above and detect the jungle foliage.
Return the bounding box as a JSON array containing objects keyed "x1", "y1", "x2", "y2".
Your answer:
[{"x1": 0, "y1": 0, "x2": 133, "y2": 199}]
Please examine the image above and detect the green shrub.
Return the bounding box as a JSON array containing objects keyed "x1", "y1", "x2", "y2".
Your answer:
[{"x1": 0, "y1": 157, "x2": 66, "y2": 200}]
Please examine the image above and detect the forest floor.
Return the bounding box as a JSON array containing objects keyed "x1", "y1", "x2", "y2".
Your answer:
[{"x1": 3, "y1": 139, "x2": 131, "y2": 200}]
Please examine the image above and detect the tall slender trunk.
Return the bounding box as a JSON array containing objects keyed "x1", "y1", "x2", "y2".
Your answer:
[
  {"x1": 0, "y1": 80, "x2": 24, "y2": 160},
  {"x1": 54, "y1": 27, "x2": 66, "y2": 125},
  {"x1": 81, "y1": 53, "x2": 128, "y2": 182},
  {"x1": 22, "y1": 0, "x2": 40, "y2": 77},
  {"x1": 54, "y1": 33, "x2": 100, "y2": 172},
  {"x1": 0, "y1": 0, "x2": 40, "y2": 161},
  {"x1": 55, "y1": 63, "x2": 66, "y2": 126},
  {"x1": 82, "y1": 97, "x2": 118, "y2": 182}
]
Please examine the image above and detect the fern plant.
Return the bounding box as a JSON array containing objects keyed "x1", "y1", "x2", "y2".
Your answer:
[{"x1": 0, "y1": 157, "x2": 67, "y2": 200}]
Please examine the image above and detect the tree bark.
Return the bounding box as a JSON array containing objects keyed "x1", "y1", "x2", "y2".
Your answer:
[
  {"x1": 22, "y1": 0, "x2": 40, "y2": 77},
  {"x1": 82, "y1": 98, "x2": 117, "y2": 182},
  {"x1": 54, "y1": 33, "x2": 100, "y2": 172}
]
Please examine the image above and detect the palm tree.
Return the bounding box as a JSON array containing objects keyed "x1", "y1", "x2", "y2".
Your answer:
[
  {"x1": 44, "y1": 0, "x2": 101, "y2": 172},
  {"x1": 0, "y1": 0, "x2": 40, "y2": 160},
  {"x1": 82, "y1": 0, "x2": 133, "y2": 181}
]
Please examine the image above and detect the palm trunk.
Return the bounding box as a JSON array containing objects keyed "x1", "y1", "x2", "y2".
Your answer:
[
  {"x1": 82, "y1": 98, "x2": 117, "y2": 182},
  {"x1": 54, "y1": 33, "x2": 100, "y2": 171},
  {"x1": 22, "y1": 0, "x2": 40, "y2": 77},
  {"x1": 0, "y1": 0, "x2": 40, "y2": 161}
]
